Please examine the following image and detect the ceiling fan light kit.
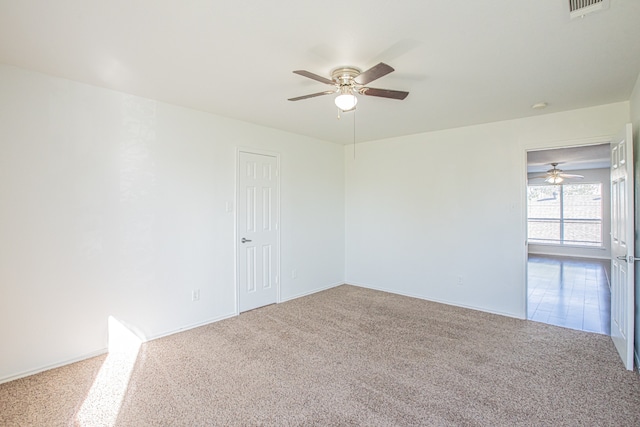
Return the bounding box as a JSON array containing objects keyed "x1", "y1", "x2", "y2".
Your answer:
[
  {"x1": 545, "y1": 175, "x2": 564, "y2": 185},
  {"x1": 335, "y1": 93, "x2": 357, "y2": 111},
  {"x1": 288, "y1": 62, "x2": 409, "y2": 112},
  {"x1": 530, "y1": 162, "x2": 584, "y2": 185}
]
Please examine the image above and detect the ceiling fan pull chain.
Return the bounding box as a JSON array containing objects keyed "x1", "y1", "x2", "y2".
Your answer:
[{"x1": 353, "y1": 109, "x2": 356, "y2": 159}]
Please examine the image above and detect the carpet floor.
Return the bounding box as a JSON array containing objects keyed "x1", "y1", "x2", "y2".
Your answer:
[{"x1": 1, "y1": 285, "x2": 639, "y2": 426}]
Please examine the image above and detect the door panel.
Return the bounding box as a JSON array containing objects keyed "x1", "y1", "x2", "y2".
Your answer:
[
  {"x1": 237, "y1": 151, "x2": 279, "y2": 312},
  {"x1": 610, "y1": 123, "x2": 634, "y2": 370}
]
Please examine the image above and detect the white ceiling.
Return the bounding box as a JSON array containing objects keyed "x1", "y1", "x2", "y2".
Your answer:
[
  {"x1": 0, "y1": 1, "x2": 639, "y2": 145},
  {"x1": 527, "y1": 143, "x2": 611, "y2": 173}
]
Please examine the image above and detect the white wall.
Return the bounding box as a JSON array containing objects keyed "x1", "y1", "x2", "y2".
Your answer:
[
  {"x1": 0, "y1": 65, "x2": 345, "y2": 382},
  {"x1": 1, "y1": 61, "x2": 634, "y2": 383},
  {"x1": 630, "y1": 71, "x2": 640, "y2": 367},
  {"x1": 527, "y1": 167, "x2": 611, "y2": 259},
  {"x1": 345, "y1": 102, "x2": 629, "y2": 319}
]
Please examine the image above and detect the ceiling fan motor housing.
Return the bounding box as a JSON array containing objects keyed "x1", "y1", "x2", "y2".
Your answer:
[{"x1": 331, "y1": 67, "x2": 361, "y2": 86}]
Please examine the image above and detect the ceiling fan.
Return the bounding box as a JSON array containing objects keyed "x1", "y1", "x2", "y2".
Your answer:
[
  {"x1": 529, "y1": 163, "x2": 584, "y2": 184},
  {"x1": 288, "y1": 62, "x2": 409, "y2": 111}
]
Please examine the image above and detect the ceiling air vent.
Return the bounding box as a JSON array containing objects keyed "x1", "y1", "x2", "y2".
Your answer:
[{"x1": 569, "y1": 0, "x2": 610, "y2": 19}]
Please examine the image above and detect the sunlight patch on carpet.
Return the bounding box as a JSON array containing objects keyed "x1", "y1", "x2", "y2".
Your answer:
[{"x1": 75, "y1": 316, "x2": 141, "y2": 426}]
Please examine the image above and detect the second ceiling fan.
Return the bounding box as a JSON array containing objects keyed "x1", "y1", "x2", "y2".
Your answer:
[
  {"x1": 530, "y1": 163, "x2": 584, "y2": 184},
  {"x1": 288, "y1": 62, "x2": 409, "y2": 111}
]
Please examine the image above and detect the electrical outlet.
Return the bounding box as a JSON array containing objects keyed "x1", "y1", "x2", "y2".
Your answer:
[
  {"x1": 457, "y1": 276, "x2": 463, "y2": 286},
  {"x1": 192, "y1": 289, "x2": 200, "y2": 301},
  {"x1": 292, "y1": 270, "x2": 297, "y2": 279}
]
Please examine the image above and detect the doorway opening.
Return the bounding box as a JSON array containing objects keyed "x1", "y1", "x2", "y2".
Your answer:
[{"x1": 526, "y1": 143, "x2": 611, "y2": 334}]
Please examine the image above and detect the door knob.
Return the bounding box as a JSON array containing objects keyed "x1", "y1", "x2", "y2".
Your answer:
[
  {"x1": 241, "y1": 238, "x2": 252, "y2": 243},
  {"x1": 616, "y1": 255, "x2": 628, "y2": 262}
]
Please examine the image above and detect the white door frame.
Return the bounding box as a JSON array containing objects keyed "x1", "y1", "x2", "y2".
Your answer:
[
  {"x1": 235, "y1": 147, "x2": 281, "y2": 314},
  {"x1": 521, "y1": 135, "x2": 613, "y2": 319}
]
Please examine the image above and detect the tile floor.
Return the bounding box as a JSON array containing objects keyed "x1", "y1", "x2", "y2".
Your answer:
[{"x1": 527, "y1": 254, "x2": 611, "y2": 335}]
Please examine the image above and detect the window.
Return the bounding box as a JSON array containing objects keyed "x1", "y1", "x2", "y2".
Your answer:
[{"x1": 527, "y1": 183, "x2": 602, "y2": 247}]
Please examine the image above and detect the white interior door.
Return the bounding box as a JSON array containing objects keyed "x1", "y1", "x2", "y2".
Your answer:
[
  {"x1": 237, "y1": 151, "x2": 279, "y2": 313},
  {"x1": 610, "y1": 123, "x2": 634, "y2": 370}
]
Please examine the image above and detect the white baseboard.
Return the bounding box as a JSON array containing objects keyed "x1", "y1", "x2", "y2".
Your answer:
[
  {"x1": 144, "y1": 312, "x2": 238, "y2": 342},
  {"x1": 0, "y1": 348, "x2": 108, "y2": 385},
  {"x1": 0, "y1": 312, "x2": 238, "y2": 385},
  {"x1": 347, "y1": 281, "x2": 524, "y2": 320},
  {"x1": 280, "y1": 281, "x2": 344, "y2": 303},
  {"x1": 2, "y1": 283, "x2": 347, "y2": 385}
]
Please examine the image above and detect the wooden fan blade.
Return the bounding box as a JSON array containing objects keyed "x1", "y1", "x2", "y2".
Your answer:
[
  {"x1": 292, "y1": 70, "x2": 335, "y2": 85},
  {"x1": 361, "y1": 87, "x2": 409, "y2": 100},
  {"x1": 288, "y1": 90, "x2": 335, "y2": 101},
  {"x1": 559, "y1": 173, "x2": 584, "y2": 179},
  {"x1": 356, "y1": 62, "x2": 394, "y2": 85},
  {"x1": 528, "y1": 175, "x2": 548, "y2": 179}
]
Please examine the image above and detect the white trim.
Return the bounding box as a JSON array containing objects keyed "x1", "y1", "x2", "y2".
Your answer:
[
  {"x1": 528, "y1": 243, "x2": 606, "y2": 250},
  {"x1": 280, "y1": 281, "x2": 344, "y2": 303},
  {"x1": 523, "y1": 135, "x2": 613, "y2": 153},
  {"x1": 521, "y1": 135, "x2": 613, "y2": 319},
  {"x1": 347, "y1": 282, "x2": 525, "y2": 320},
  {"x1": 527, "y1": 250, "x2": 610, "y2": 261},
  {"x1": 144, "y1": 312, "x2": 237, "y2": 342},
  {"x1": 235, "y1": 147, "x2": 282, "y2": 312},
  {"x1": 521, "y1": 146, "x2": 530, "y2": 319},
  {"x1": 237, "y1": 146, "x2": 281, "y2": 158},
  {"x1": 0, "y1": 311, "x2": 239, "y2": 385},
  {"x1": 0, "y1": 348, "x2": 107, "y2": 385}
]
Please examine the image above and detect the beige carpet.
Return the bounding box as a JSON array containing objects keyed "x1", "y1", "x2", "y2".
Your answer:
[{"x1": 1, "y1": 285, "x2": 639, "y2": 426}]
